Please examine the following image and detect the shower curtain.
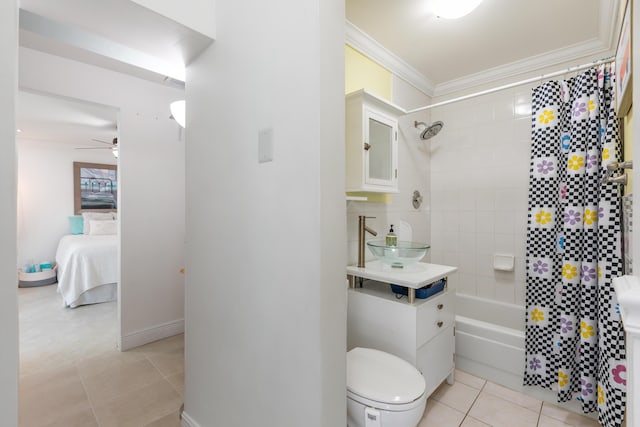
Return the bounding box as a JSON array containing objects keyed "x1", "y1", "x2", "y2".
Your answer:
[{"x1": 524, "y1": 65, "x2": 626, "y2": 427}]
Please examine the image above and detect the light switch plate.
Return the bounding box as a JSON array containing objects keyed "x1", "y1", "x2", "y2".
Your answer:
[{"x1": 258, "y1": 127, "x2": 274, "y2": 163}]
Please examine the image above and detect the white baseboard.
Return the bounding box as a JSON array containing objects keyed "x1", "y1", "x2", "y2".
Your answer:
[
  {"x1": 120, "y1": 318, "x2": 184, "y2": 351},
  {"x1": 181, "y1": 411, "x2": 201, "y2": 427}
]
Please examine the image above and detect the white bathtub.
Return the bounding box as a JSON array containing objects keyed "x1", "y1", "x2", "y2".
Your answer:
[
  {"x1": 454, "y1": 293, "x2": 596, "y2": 416},
  {"x1": 454, "y1": 294, "x2": 526, "y2": 391}
]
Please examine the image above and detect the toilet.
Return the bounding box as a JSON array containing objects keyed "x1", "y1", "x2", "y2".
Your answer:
[{"x1": 347, "y1": 347, "x2": 427, "y2": 427}]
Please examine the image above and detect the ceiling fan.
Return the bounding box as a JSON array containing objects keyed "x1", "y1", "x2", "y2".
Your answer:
[{"x1": 76, "y1": 137, "x2": 119, "y2": 158}]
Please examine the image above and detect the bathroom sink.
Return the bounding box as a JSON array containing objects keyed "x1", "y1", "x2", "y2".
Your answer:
[{"x1": 366, "y1": 240, "x2": 430, "y2": 268}]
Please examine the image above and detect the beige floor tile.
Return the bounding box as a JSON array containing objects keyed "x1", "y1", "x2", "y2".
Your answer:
[
  {"x1": 20, "y1": 364, "x2": 79, "y2": 394},
  {"x1": 19, "y1": 350, "x2": 79, "y2": 377},
  {"x1": 93, "y1": 378, "x2": 183, "y2": 427},
  {"x1": 418, "y1": 399, "x2": 466, "y2": 427},
  {"x1": 537, "y1": 414, "x2": 575, "y2": 427},
  {"x1": 138, "y1": 334, "x2": 185, "y2": 377},
  {"x1": 30, "y1": 407, "x2": 99, "y2": 427},
  {"x1": 82, "y1": 358, "x2": 165, "y2": 403},
  {"x1": 145, "y1": 346, "x2": 184, "y2": 378},
  {"x1": 483, "y1": 381, "x2": 543, "y2": 413},
  {"x1": 454, "y1": 369, "x2": 487, "y2": 390},
  {"x1": 144, "y1": 411, "x2": 182, "y2": 427},
  {"x1": 430, "y1": 380, "x2": 481, "y2": 413},
  {"x1": 19, "y1": 366, "x2": 93, "y2": 427},
  {"x1": 460, "y1": 416, "x2": 492, "y2": 427},
  {"x1": 541, "y1": 402, "x2": 600, "y2": 427},
  {"x1": 76, "y1": 347, "x2": 146, "y2": 380},
  {"x1": 138, "y1": 334, "x2": 184, "y2": 353},
  {"x1": 166, "y1": 371, "x2": 185, "y2": 396},
  {"x1": 468, "y1": 392, "x2": 540, "y2": 427}
]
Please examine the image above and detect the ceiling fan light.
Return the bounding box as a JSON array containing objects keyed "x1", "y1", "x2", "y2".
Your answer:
[
  {"x1": 170, "y1": 100, "x2": 186, "y2": 128},
  {"x1": 432, "y1": 0, "x2": 483, "y2": 19}
]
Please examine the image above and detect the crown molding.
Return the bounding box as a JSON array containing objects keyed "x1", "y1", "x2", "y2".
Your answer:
[
  {"x1": 345, "y1": 20, "x2": 435, "y2": 96},
  {"x1": 433, "y1": 38, "x2": 614, "y2": 98},
  {"x1": 599, "y1": 0, "x2": 624, "y2": 51}
]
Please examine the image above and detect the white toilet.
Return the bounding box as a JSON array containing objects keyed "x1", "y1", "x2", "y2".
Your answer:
[{"x1": 347, "y1": 347, "x2": 427, "y2": 427}]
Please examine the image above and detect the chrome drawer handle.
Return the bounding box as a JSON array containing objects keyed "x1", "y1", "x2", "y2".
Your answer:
[
  {"x1": 437, "y1": 321, "x2": 444, "y2": 328},
  {"x1": 437, "y1": 304, "x2": 444, "y2": 310}
]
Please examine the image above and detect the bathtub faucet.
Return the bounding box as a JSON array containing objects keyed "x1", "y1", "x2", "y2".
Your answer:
[{"x1": 357, "y1": 216, "x2": 378, "y2": 268}]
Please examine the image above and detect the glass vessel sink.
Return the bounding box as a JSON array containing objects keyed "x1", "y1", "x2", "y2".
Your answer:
[{"x1": 366, "y1": 240, "x2": 430, "y2": 268}]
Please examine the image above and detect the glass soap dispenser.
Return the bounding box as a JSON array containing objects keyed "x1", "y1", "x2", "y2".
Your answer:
[{"x1": 386, "y1": 225, "x2": 397, "y2": 246}]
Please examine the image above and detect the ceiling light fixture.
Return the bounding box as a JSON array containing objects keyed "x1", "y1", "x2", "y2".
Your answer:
[
  {"x1": 170, "y1": 100, "x2": 186, "y2": 128},
  {"x1": 432, "y1": 0, "x2": 483, "y2": 19},
  {"x1": 112, "y1": 146, "x2": 119, "y2": 158}
]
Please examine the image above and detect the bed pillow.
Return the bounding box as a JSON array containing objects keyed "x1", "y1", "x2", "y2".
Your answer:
[
  {"x1": 82, "y1": 212, "x2": 114, "y2": 234},
  {"x1": 88, "y1": 219, "x2": 117, "y2": 235},
  {"x1": 68, "y1": 216, "x2": 84, "y2": 235}
]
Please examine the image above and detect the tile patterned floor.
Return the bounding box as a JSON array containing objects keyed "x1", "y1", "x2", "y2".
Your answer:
[
  {"x1": 18, "y1": 285, "x2": 183, "y2": 427},
  {"x1": 420, "y1": 370, "x2": 601, "y2": 427},
  {"x1": 19, "y1": 285, "x2": 602, "y2": 426}
]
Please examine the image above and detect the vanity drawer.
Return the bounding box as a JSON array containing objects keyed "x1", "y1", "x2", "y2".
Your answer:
[
  {"x1": 416, "y1": 325, "x2": 455, "y2": 397},
  {"x1": 416, "y1": 291, "x2": 454, "y2": 348}
]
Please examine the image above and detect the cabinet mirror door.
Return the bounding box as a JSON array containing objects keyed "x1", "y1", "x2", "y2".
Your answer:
[{"x1": 366, "y1": 111, "x2": 395, "y2": 185}]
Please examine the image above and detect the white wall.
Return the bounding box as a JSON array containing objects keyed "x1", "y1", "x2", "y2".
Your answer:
[
  {"x1": 19, "y1": 47, "x2": 186, "y2": 349},
  {"x1": 17, "y1": 139, "x2": 116, "y2": 268},
  {"x1": 183, "y1": 0, "x2": 345, "y2": 425},
  {"x1": 346, "y1": 76, "x2": 432, "y2": 266},
  {"x1": 429, "y1": 88, "x2": 532, "y2": 305},
  {"x1": 0, "y1": 0, "x2": 18, "y2": 424},
  {"x1": 130, "y1": 0, "x2": 216, "y2": 39}
]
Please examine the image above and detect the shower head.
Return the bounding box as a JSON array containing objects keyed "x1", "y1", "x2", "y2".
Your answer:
[{"x1": 414, "y1": 120, "x2": 444, "y2": 140}]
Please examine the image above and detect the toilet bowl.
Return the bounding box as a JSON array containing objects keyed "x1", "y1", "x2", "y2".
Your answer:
[{"x1": 347, "y1": 347, "x2": 427, "y2": 427}]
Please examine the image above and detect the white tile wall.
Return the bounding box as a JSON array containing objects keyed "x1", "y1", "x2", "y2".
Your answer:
[{"x1": 429, "y1": 85, "x2": 535, "y2": 306}]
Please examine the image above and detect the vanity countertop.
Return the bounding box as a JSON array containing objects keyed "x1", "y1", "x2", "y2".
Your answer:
[{"x1": 347, "y1": 260, "x2": 457, "y2": 289}]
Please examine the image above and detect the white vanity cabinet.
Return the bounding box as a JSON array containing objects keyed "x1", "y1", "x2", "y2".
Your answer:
[
  {"x1": 345, "y1": 89, "x2": 404, "y2": 193},
  {"x1": 347, "y1": 262, "x2": 457, "y2": 398}
]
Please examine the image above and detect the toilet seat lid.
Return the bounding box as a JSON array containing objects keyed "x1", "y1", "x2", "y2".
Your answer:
[{"x1": 347, "y1": 347, "x2": 425, "y2": 404}]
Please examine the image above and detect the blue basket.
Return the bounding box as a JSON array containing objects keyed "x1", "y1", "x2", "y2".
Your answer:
[{"x1": 390, "y1": 279, "x2": 445, "y2": 299}]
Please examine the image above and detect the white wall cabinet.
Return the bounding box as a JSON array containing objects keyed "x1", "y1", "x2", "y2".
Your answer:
[
  {"x1": 347, "y1": 279, "x2": 455, "y2": 397},
  {"x1": 345, "y1": 90, "x2": 404, "y2": 193}
]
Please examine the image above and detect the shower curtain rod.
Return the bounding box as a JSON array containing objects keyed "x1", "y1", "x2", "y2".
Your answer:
[{"x1": 405, "y1": 56, "x2": 615, "y2": 115}]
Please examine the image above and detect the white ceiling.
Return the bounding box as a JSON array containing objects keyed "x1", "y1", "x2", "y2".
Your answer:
[
  {"x1": 17, "y1": 90, "x2": 118, "y2": 147},
  {"x1": 346, "y1": 0, "x2": 623, "y2": 96}
]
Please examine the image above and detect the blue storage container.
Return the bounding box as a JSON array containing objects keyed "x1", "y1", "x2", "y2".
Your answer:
[{"x1": 390, "y1": 279, "x2": 445, "y2": 299}]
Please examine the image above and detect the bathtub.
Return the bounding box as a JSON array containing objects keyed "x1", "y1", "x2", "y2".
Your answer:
[
  {"x1": 454, "y1": 293, "x2": 526, "y2": 391},
  {"x1": 454, "y1": 293, "x2": 596, "y2": 415}
]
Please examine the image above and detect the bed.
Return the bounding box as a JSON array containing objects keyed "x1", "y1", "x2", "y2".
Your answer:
[{"x1": 55, "y1": 234, "x2": 118, "y2": 308}]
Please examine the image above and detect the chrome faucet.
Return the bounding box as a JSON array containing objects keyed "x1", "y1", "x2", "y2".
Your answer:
[{"x1": 357, "y1": 216, "x2": 378, "y2": 268}]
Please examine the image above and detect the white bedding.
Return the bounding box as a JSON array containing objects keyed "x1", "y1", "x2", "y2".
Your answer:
[{"x1": 55, "y1": 234, "x2": 117, "y2": 308}]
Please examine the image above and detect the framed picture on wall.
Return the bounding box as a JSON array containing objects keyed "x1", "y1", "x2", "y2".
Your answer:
[
  {"x1": 616, "y1": 0, "x2": 632, "y2": 117},
  {"x1": 73, "y1": 162, "x2": 118, "y2": 214}
]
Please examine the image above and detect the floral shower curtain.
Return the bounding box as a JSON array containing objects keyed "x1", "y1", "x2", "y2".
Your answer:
[{"x1": 524, "y1": 65, "x2": 626, "y2": 427}]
